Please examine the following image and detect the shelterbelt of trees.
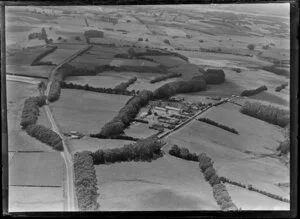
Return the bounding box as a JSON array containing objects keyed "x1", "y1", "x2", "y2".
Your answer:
[{"x1": 20, "y1": 95, "x2": 63, "y2": 151}]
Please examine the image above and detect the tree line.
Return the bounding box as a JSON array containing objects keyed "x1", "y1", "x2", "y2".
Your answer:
[
  {"x1": 240, "y1": 85, "x2": 268, "y2": 97},
  {"x1": 275, "y1": 82, "x2": 288, "y2": 92},
  {"x1": 197, "y1": 118, "x2": 239, "y2": 135},
  {"x1": 150, "y1": 73, "x2": 182, "y2": 84},
  {"x1": 48, "y1": 79, "x2": 62, "y2": 102},
  {"x1": 168, "y1": 144, "x2": 198, "y2": 161},
  {"x1": 31, "y1": 46, "x2": 57, "y2": 66},
  {"x1": 262, "y1": 65, "x2": 289, "y2": 78},
  {"x1": 74, "y1": 151, "x2": 99, "y2": 211},
  {"x1": 240, "y1": 101, "x2": 289, "y2": 128},
  {"x1": 20, "y1": 95, "x2": 63, "y2": 151},
  {"x1": 91, "y1": 136, "x2": 163, "y2": 165},
  {"x1": 61, "y1": 81, "x2": 136, "y2": 96},
  {"x1": 114, "y1": 77, "x2": 137, "y2": 92}
]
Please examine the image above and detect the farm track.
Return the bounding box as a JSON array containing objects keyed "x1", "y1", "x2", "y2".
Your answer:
[{"x1": 43, "y1": 44, "x2": 92, "y2": 211}]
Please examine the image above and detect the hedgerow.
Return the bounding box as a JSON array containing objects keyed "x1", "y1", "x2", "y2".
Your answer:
[
  {"x1": 47, "y1": 79, "x2": 61, "y2": 102},
  {"x1": 240, "y1": 85, "x2": 267, "y2": 97},
  {"x1": 197, "y1": 118, "x2": 239, "y2": 134},
  {"x1": 240, "y1": 101, "x2": 289, "y2": 127},
  {"x1": 150, "y1": 73, "x2": 182, "y2": 83},
  {"x1": 74, "y1": 151, "x2": 99, "y2": 211},
  {"x1": 168, "y1": 144, "x2": 198, "y2": 161},
  {"x1": 114, "y1": 77, "x2": 137, "y2": 92}
]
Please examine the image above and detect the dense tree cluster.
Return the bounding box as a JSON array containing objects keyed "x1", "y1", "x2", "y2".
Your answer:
[
  {"x1": 31, "y1": 46, "x2": 57, "y2": 66},
  {"x1": 90, "y1": 133, "x2": 139, "y2": 141},
  {"x1": 213, "y1": 183, "x2": 238, "y2": 211},
  {"x1": 61, "y1": 81, "x2": 135, "y2": 96},
  {"x1": 91, "y1": 137, "x2": 163, "y2": 165},
  {"x1": 168, "y1": 144, "x2": 198, "y2": 161},
  {"x1": 275, "y1": 82, "x2": 288, "y2": 92},
  {"x1": 74, "y1": 151, "x2": 99, "y2": 211},
  {"x1": 198, "y1": 153, "x2": 237, "y2": 210},
  {"x1": 98, "y1": 90, "x2": 154, "y2": 137},
  {"x1": 262, "y1": 66, "x2": 289, "y2": 77},
  {"x1": 163, "y1": 39, "x2": 170, "y2": 45},
  {"x1": 84, "y1": 30, "x2": 104, "y2": 38},
  {"x1": 28, "y1": 28, "x2": 48, "y2": 42},
  {"x1": 150, "y1": 73, "x2": 182, "y2": 84},
  {"x1": 203, "y1": 69, "x2": 225, "y2": 84},
  {"x1": 114, "y1": 77, "x2": 137, "y2": 92},
  {"x1": 20, "y1": 96, "x2": 46, "y2": 129},
  {"x1": 240, "y1": 101, "x2": 289, "y2": 127},
  {"x1": 247, "y1": 44, "x2": 255, "y2": 50},
  {"x1": 240, "y1": 85, "x2": 267, "y2": 96},
  {"x1": 48, "y1": 79, "x2": 62, "y2": 102},
  {"x1": 277, "y1": 125, "x2": 290, "y2": 155},
  {"x1": 134, "y1": 48, "x2": 189, "y2": 62},
  {"x1": 197, "y1": 118, "x2": 239, "y2": 134},
  {"x1": 25, "y1": 124, "x2": 63, "y2": 151}
]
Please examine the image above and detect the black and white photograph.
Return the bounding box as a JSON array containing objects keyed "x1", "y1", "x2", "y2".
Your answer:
[{"x1": 1, "y1": 1, "x2": 296, "y2": 214}]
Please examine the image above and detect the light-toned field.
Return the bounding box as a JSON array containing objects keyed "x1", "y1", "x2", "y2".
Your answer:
[
  {"x1": 65, "y1": 75, "x2": 128, "y2": 88},
  {"x1": 124, "y1": 122, "x2": 157, "y2": 139},
  {"x1": 9, "y1": 186, "x2": 64, "y2": 212},
  {"x1": 37, "y1": 106, "x2": 52, "y2": 129},
  {"x1": 69, "y1": 136, "x2": 133, "y2": 154},
  {"x1": 110, "y1": 58, "x2": 159, "y2": 67},
  {"x1": 9, "y1": 152, "x2": 64, "y2": 187},
  {"x1": 7, "y1": 81, "x2": 55, "y2": 152},
  {"x1": 95, "y1": 154, "x2": 219, "y2": 211},
  {"x1": 6, "y1": 65, "x2": 54, "y2": 78},
  {"x1": 50, "y1": 89, "x2": 131, "y2": 134},
  {"x1": 164, "y1": 102, "x2": 289, "y2": 205},
  {"x1": 227, "y1": 184, "x2": 289, "y2": 210}
]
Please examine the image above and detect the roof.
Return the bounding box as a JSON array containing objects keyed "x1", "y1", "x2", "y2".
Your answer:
[
  {"x1": 166, "y1": 106, "x2": 181, "y2": 111},
  {"x1": 153, "y1": 106, "x2": 167, "y2": 111}
]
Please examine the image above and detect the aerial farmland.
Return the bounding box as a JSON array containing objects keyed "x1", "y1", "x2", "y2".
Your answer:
[{"x1": 5, "y1": 3, "x2": 291, "y2": 213}]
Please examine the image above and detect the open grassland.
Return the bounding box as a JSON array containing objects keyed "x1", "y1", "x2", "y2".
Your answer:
[
  {"x1": 165, "y1": 103, "x2": 289, "y2": 205},
  {"x1": 6, "y1": 65, "x2": 54, "y2": 78},
  {"x1": 226, "y1": 184, "x2": 289, "y2": 210},
  {"x1": 9, "y1": 186, "x2": 64, "y2": 212},
  {"x1": 124, "y1": 122, "x2": 157, "y2": 139},
  {"x1": 50, "y1": 89, "x2": 131, "y2": 134},
  {"x1": 69, "y1": 137, "x2": 133, "y2": 154},
  {"x1": 95, "y1": 155, "x2": 219, "y2": 211},
  {"x1": 7, "y1": 81, "x2": 55, "y2": 152},
  {"x1": 9, "y1": 152, "x2": 64, "y2": 187}
]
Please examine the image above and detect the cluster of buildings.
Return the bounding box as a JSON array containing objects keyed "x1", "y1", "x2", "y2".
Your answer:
[{"x1": 98, "y1": 16, "x2": 118, "y2": 24}]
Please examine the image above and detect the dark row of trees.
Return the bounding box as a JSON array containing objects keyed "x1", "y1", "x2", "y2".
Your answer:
[
  {"x1": 262, "y1": 65, "x2": 289, "y2": 77},
  {"x1": 84, "y1": 30, "x2": 104, "y2": 38},
  {"x1": 114, "y1": 77, "x2": 137, "y2": 92},
  {"x1": 26, "y1": 124, "x2": 63, "y2": 151},
  {"x1": 277, "y1": 124, "x2": 290, "y2": 155},
  {"x1": 240, "y1": 85, "x2": 268, "y2": 97},
  {"x1": 89, "y1": 133, "x2": 139, "y2": 141},
  {"x1": 31, "y1": 46, "x2": 57, "y2": 66},
  {"x1": 20, "y1": 96, "x2": 46, "y2": 129},
  {"x1": 240, "y1": 101, "x2": 289, "y2": 127},
  {"x1": 198, "y1": 153, "x2": 238, "y2": 211},
  {"x1": 90, "y1": 137, "x2": 163, "y2": 165},
  {"x1": 134, "y1": 48, "x2": 189, "y2": 62},
  {"x1": 74, "y1": 151, "x2": 100, "y2": 211},
  {"x1": 48, "y1": 79, "x2": 62, "y2": 102},
  {"x1": 168, "y1": 144, "x2": 198, "y2": 161},
  {"x1": 275, "y1": 82, "x2": 288, "y2": 92},
  {"x1": 220, "y1": 176, "x2": 289, "y2": 203},
  {"x1": 20, "y1": 95, "x2": 63, "y2": 151},
  {"x1": 197, "y1": 118, "x2": 239, "y2": 135},
  {"x1": 61, "y1": 82, "x2": 135, "y2": 96},
  {"x1": 203, "y1": 69, "x2": 225, "y2": 84},
  {"x1": 150, "y1": 73, "x2": 182, "y2": 84}
]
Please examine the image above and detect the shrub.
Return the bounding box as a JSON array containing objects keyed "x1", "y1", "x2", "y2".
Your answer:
[
  {"x1": 198, "y1": 153, "x2": 213, "y2": 172},
  {"x1": 91, "y1": 136, "x2": 163, "y2": 164},
  {"x1": 74, "y1": 151, "x2": 99, "y2": 211},
  {"x1": 138, "y1": 37, "x2": 143, "y2": 41},
  {"x1": 197, "y1": 118, "x2": 239, "y2": 134},
  {"x1": 247, "y1": 44, "x2": 255, "y2": 50},
  {"x1": 203, "y1": 166, "x2": 217, "y2": 181},
  {"x1": 168, "y1": 144, "x2": 181, "y2": 157},
  {"x1": 150, "y1": 73, "x2": 182, "y2": 83},
  {"x1": 240, "y1": 85, "x2": 267, "y2": 96},
  {"x1": 203, "y1": 69, "x2": 225, "y2": 84},
  {"x1": 48, "y1": 79, "x2": 61, "y2": 102},
  {"x1": 25, "y1": 124, "x2": 63, "y2": 151},
  {"x1": 114, "y1": 77, "x2": 137, "y2": 92},
  {"x1": 240, "y1": 101, "x2": 289, "y2": 127},
  {"x1": 168, "y1": 144, "x2": 199, "y2": 161},
  {"x1": 209, "y1": 175, "x2": 220, "y2": 186},
  {"x1": 75, "y1": 36, "x2": 81, "y2": 41},
  {"x1": 163, "y1": 39, "x2": 170, "y2": 45},
  {"x1": 20, "y1": 96, "x2": 46, "y2": 129}
]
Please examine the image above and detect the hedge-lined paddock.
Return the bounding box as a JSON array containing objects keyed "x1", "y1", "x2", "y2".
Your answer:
[
  {"x1": 114, "y1": 77, "x2": 137, "y2": 92},
  {"x1": 74, "y1": 151, "x2": 99, "y2": 211},
  {"x1": 61, "y1": 81, "x2": 135, "y2": 96},
  {"x1": 20, "y1": 96, "x2": 47, "y2": 129},
  {"x1": 240, "y1": 85, "x2": 267, "y2": 97},
  {"x1": 91, "y1": 136, "x2": 163, "y2": 165},
  {"x1": 47, "y1": 79, "x2": 62, "y2": 102},
  {"x1": 25, "y1": 124, "x2": 63, "y2": 151},
  {"x1": 168, "y1": 144, "x2": 198, "y2": 161},
  {"x1": 150, "y1": 73, "x2": 182, "y2": 84},
  {"x1": 31, "y1": 46, "x2": 57, "y2": 66},
  {"x1": 240, "y1": 101, "x2": 289, "y2": 127},
  {"x1": 197, "y1": 118, "x2": 239, "y2": 135}
]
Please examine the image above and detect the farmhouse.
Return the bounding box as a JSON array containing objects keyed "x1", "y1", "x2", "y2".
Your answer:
[{"x1": 166, "y1": 106, "x2": 182, "y2": 115}]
